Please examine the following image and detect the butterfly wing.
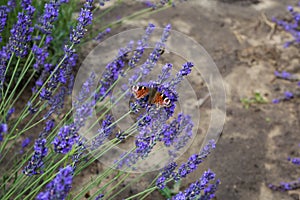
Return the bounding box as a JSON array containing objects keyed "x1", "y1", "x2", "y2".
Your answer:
[
  {"x1": 151, "y1": 92, "x2": 171, "y2": 107},
  {"x1": 131, "y1": 86, "x2": 150, "y2": 99}
]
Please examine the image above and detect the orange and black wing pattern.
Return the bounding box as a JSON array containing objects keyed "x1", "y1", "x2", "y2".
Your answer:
[
  {"x1": 131, "y1": 85, "x2": 150, "y2": 99},
  {"x1": 152, "y1": 92, "x2": 171, "y2": 107}
]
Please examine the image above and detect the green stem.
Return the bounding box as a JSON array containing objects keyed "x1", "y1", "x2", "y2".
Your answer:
[
  {"x1": 1, "y1": 52, "x2": 14, "y2": 101},
  {"x1": 139, "y1": 174, "x2": 161, "y2": 200},
  {"x1": 6, "y1": 71, "x2": 36, "y2": 110},
  {"x1": 0, "y1": 57, "x2": 20, "y2": 109},
  {"x1": 7, "y1": 153, "x2": 69, "y2": 200},
  {"x1": 107, "y1": 173, "x2": 145, "y2": 200},
  {"x1": 124, "y1": 187, "x2": 157, "y2": 200}
]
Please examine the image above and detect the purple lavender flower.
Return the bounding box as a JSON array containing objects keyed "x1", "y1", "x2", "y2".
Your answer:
[
  {"x1": 157, "y1": 63, "x2": 172, "y2": 83},
  {"x1": 129, "y1": 24, "x2": 171, "y2": 84},
  {"x1": 143, "y1": 0, "x2": 171, "y2": 9},
  {"x1": 44, "y1": 87, "x2": 67, "y2": 119},
  {"x1": 73, "y1": 98, "x2": 95, "y2": 129},
  {"x1": 95, "y1": 194, "x2": 104, "y2": 200},
  {"x1": 0, "y1": 123, "x2": 7, "y2": 143},
  {"x1": 77, "y1": 72, "x2": 96, "y2": 102},
  {"x1": 284, "y1": 91, "x2": 293, "y2": 99},
  {"x1": 94, "y1": 28, "x2": 111, "y2": 41},
  {"x1": 36, "y1": 165, "x2": 74, "y2": 200},
  {"x1": 70, "y1": 0, "x2": 93, "y2": 44},
  {"x1": 273, "y1": 2, "x2": 300, "y2": 45},
  {"x1": 6, "y1": 107, "x2": 15, "y2": 121},
  {"x1": 53, "y1": 73, "x2": 96, "y2": 154},
  {"x1": 23, "y1": 120, "x2": 55, "y2": 176},
  {"x1": 0, "y1": 46, "x2": 11, "y2": 88},
  {"x1": 32, "y1": 44, "x2": 50, "y2": 70},
  {"x1": 7, "y1": 1, "x2": 16, "y2": 11},
  {"x1": 274, "y1": 71, "x2": 291, "y2": 80},
  {"x1": 202, "y1": 180, "x2": 220, "y2": 200},
  {"x1": 273, "y1": 90, "x2": 295, "y2": 104},
  {"x1": 135, "y1": 108, "x2": 169, "y2": 158},
  {"x1": 35, "y1": 0, "x2": 68, "y2": 34},
  {"x1": 52, "y1": 124, "x2": 79, "y2": 154},
  {"x1": 171, "y1": 169, "x2": 219, "y2": 200},
  {"x1": 156, "y1": 162, "x2": 177, "y2": 189},
  {"x1": 0, "y1": 6, "x2": 8, "y2": 43},
  {"x1": 37, "y1": 0, "x2": 90, "y2": 101},
  {"x1": 0, "y1": 123, "x2": 8, "y2": 133},
  {"x1": 39, "y1": 53, "x2": 77, "y2": 100},
  {"x1": 288, "y1": 157, "x2": 300, "y2": 165},
  {"x1": 91, "y1": 115, "x2": 115, "y2": 150},
  {"x1": 99, "y1": 0, "x2": 110, "y2": 6},
  {"x1": 164, "y1": 114, "x2": 194, "y2": 158},
  {"x1": 58, "y1": 53, "x2": 78, "y2": 84},
  {"x1": 20, "y1": 137, "x2": 31, "y2": 154},
  {"x1": 272, "y1": 98, "x2": 280, "y2": 104},
  {"x1": 95, "y1": 41, "x2": 133, "y2": 101},
  {"x1": 157, "y1": 140, "x2": 215, "y2": 188},
  {"x1": 128, "y1": 23, "x2": 156, "y2": 68},
  {"x1": 144, "y1": 1, "x2": 156, "y2": 8},
  {"x1": 21, "y1": 0, "x2": 32, "y2": 10},
  {"x1": 8, "y1": 3, "x2": 35, "y2": 57},
  {"x1": 166, "y1": 61, "x2": 194, "y2": 90},
  {"x1": 67, "y1": 74, "x2": 75, "y2": 95},
  {"x1": 40, "y1": 87, "x2": 52, "y2": 100},
  {"x1": 71, "y1": 139, "x2": 86, "y2": 170},
  {"x1": 159, "y1": 113, "x2": 193, "y2": 147},
  {"x1": 23, "y1": 137, "x2": 48, "y2": 175},
  {"x1": 269, "y1": 181, "x2": 300, "y2": 191},
  {"x1": 117, "y1": 108, "x2": 169, "y2": 169}
]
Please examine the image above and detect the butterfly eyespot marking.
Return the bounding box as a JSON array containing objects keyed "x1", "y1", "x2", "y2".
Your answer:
[
  {"x1": 164, "y1": 98, "x2": 171, "y2": 105},
  {"x1": 158, "y1": 48, "x2": 165, "y2": 55},
  {"x1": 132, "y1": 85, "x2": 139, "y2": 92}
]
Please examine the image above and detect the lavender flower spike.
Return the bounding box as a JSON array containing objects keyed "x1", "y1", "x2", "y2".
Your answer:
[
  {"x1": 159, "y1": 113, "x2": 193, "y2": 147},
  {"x1": 167, "y1": 61, "x2": 194, "y2": 90},
  {"x1": 156, "y1": 140, "x2": 216, "y2": 189},
  {"x1": 36, "y1": 165, "x2": 74, "y2": 200},
  {"x1": 91, "y1": 114, "x2": 116, "y2": 150},
  {"x1": 53, "y1": 72, "x2": 97, "y2": 154},
  {"x1": 36, "y1": 0, "x2": 68, "y2": 34},
  {"x1": 129, "y1": 24, "x2": 172, "y2": 85},
  {"x1": 23, "y1": 120, "x2": 55, "y2": 176},
  {"x1": 0, "y1": 6, "x2": 8, "y2": 43},
  {"x1": 9, "y1": 2, "x2": 35, "y2": 57},
  {"x1": 128, "y1": 23, "x2": 156, "y2": 68},
  {"x1": 171, "y1": 169, "x2": 219, "y2": 200},
  {"x1": 70, "y1": 0, "x2": 94, "y2": 44}
]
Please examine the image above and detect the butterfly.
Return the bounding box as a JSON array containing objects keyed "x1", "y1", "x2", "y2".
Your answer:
[{"x1": 131, "y1": 85, "x2": 171, "y2": 107}]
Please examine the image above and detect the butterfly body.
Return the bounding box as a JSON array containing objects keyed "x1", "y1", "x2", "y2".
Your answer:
[{"x1": 131, "y1": 85, "x2": 171, "y2": 107}]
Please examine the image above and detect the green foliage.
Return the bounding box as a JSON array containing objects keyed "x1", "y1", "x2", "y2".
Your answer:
[
  {"x1": 0, "y1": 0, "x2": 79, "y2": 75},
  {"x1": 49, "y1": 0, "x2": 78, "y2": 63},
  {"x1": 159, "y1": 181, "x2": 181, "y2": 198},
  {"x1": 240, "y1": 92, "x2": 268, "y2": 109}
]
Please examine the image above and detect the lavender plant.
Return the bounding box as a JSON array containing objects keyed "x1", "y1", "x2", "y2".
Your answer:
[{"x1": 0, "y1": 0, "x2": 219, "y2": 199}]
